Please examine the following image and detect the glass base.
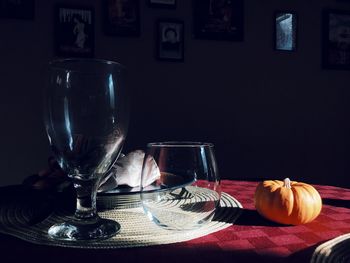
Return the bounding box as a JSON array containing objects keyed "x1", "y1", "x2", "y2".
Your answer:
[{"x1": 48, "y1": 217, "x2": 120, "y2": 241}]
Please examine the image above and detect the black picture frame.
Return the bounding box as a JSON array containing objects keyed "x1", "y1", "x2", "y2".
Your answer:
[
  {"x1": 148, "y1": 0, "x2": 176, "y2": 9},
  {"x1": 156, "y1": 19, "x2": 184, "y2": 62},
  {"x1": 193, "y1": 0, "x2": 244, "y2": 41},
  {"x1": 322, "y1": 9, "x2": 350, "y2": 70},
  {"x1": 103, "y1": 0, "x2": 140, "y2": 37},
  {"x1": 274, "y1": 11, "x2": 297, "y2": 52},
  {"x1": 0, "y1": 0, "x2": 35, "y2": 20},
  {"x1": 54, "y1": 5, "x2": 95, "y2": 58}
]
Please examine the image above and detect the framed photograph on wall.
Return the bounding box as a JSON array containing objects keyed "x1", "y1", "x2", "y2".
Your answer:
[
  {"x1": 322, "y1": 9, "x2": 350, "y2": 70},
  {"x1": 274, "y1": 11, "x2": 297, "y2": 51},
  {"x1": 54, "y1": 6, "x2": 94, "y2": 57},
  {"x1": 193, "y1": 0, "x2": 244, "y2": 41},
  {"x1": 156, "y1": 19, "x2": 184, "y2": 61},
  {"x1": 103, "y1": 0, "x2": 140, "y2": 36},
  {"x1": 148, "y1": 0, "x2": 176, "y2": 9},
  {"x1": 0, "y1": 0, "x2": 35, "y2": 20}
]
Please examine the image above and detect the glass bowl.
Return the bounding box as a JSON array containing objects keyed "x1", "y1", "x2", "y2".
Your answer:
[{"x1": 140, "y1": 142, "x2": 221, "y2": 231}]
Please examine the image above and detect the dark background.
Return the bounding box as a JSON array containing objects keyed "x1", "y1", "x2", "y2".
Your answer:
[{"x1": 0, "y1": 0, "x2": 349, "y2": 187}]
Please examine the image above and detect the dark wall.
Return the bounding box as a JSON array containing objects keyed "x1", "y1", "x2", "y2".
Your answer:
[{"x1": 0, "y1": 0, "x2": 349, "y2": 187}]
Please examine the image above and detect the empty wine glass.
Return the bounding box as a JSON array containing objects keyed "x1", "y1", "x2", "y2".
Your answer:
[
  {"x1": 44, "y1": 59, "x2": 129, "y2": 241},
  {"x1": 140, "y1": 142, "x2": 221, "y2": 231}
]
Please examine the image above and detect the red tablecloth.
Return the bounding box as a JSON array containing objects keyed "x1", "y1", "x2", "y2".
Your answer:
[
  {"x1": 1, "y1": 179, "x2": 350, "y2": 263},
  {"x1": 180, "y1": 180, "x2": 350, "y2": 262}
]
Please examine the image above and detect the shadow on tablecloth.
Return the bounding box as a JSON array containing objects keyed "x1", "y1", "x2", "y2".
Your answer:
[
  {"x1": 322, "y1": 198, "x2": 350, "y2": 209},
  {"x1": 234, "y1": 208, "x2": 285, "y2": 227}
]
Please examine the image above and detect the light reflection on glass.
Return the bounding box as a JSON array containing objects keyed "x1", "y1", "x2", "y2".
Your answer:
[
  {"x1": 108, "y1": 74, "x2": 115, "y2": 109},
  {"x1": 63, "y1": 97, "x2": 73, "y2": 150},
  {"x1": 66, "y1": 72, "x2": 70, "y2": 88},
  {"x1": 200, "y1": 147, "x2": 208, "y2": 178}
]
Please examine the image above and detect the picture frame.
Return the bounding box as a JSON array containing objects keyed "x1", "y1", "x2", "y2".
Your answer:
[
  {"x1": 274, "y1": 11, "x2": 297, "y2": 51},
  {"x1": 54, "y1": 5, "x2": 95, "y2": 58},
  {"x1": 156, "y1": 19, "x2": 184, "y2": 62},
  {"x1": 0, "y1": 0, "x2": 35, "y2": 20},
  {"x1": 322, "y1": 9, "x2": 350, "y2": 70},
  {"x1": 103, "y1": 0, "x2": 140, "y2": 37},
  {"x1": 147, "y1": 0, "x2": 176, "y2": 9},
  {"x1": 193, "y1": 0, "x2": 244, "y2": 41}
]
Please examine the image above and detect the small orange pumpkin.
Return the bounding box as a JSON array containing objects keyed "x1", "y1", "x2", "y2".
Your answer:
[{"x1": 254, "y1": 178, "x2": 322, "y2": 225}]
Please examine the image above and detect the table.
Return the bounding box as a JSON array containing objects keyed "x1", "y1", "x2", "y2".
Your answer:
[{"x1": 1, "y1": 179, "x2": 350, "y2": 263}]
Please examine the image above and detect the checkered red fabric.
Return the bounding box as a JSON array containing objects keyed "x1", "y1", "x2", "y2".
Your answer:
[{"x1": 166, "y1": 180, "x2": 350, "y2": 262}]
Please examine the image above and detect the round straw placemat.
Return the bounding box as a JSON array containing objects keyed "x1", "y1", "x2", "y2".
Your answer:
[
  {"x1": 0, "y1": 190, "x2": 242, "y2": 249},
  {"x1": 311, "y1": 233, "x2": 350, "y2": 263}
]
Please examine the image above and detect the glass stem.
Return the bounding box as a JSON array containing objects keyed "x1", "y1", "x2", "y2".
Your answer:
[{"x1": 73, "y1": 177, "x2": 100, "y2": 221}]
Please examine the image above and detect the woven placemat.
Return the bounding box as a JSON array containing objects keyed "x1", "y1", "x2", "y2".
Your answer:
[
  {"x1": 0, "y1": 190, "x2": 242, "y2": 249},
  {"x1": 311, "y1": 233, "x2": 350, "y2": 263}
]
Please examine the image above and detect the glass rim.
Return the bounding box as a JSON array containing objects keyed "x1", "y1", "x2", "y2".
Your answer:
[
  {"x1": 48, "y1": 58, "x2": 126, "y2": 72},
  {"x1": 147, "y1": 141, "x2": 214, "y2": 148}
]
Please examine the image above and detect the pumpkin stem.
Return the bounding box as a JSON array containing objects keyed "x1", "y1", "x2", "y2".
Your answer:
[{"x1": 283, "y1": 178, "x2": 292, "y2": 188}]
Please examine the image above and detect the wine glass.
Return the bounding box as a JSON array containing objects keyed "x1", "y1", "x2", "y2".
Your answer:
[
  {"x1": 44, "y1": 59, "x2": 129, "y2": 241},
  {"x1": 140, "y1": 142, "x2": 221, "y2": 231}
]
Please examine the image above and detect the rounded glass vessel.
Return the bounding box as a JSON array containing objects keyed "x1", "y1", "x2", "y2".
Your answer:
[{"x1": 140, "y1": 142, "x2": 221, "y2": 231}]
